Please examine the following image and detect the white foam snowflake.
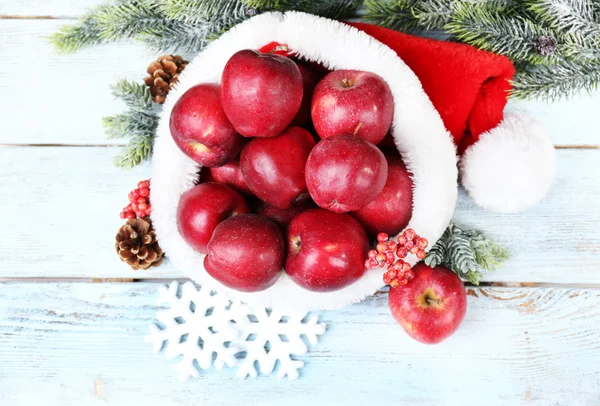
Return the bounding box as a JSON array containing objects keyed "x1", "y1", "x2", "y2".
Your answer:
[
  {"x1": 144, "y1": 281, "x2": 239, "y2": 380},
  {"x1": 230, "y1": 302, "x2": 326, "y2": 380},
  {"x1": 145, "y1": 281, "x2": 326, "y2": 380}
]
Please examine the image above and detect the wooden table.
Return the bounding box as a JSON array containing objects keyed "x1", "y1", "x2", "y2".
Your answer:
[{"x1": 1, "y1": 2, "x2": 599, "y2": 405}]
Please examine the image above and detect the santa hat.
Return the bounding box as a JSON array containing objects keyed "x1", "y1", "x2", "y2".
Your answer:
[{"x1": 349, "y1": 22, "x2": 556, "y2": 213}]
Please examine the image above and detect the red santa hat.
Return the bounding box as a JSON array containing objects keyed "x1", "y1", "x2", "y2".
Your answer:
[{"x1": 350, "y1": 22, "x2": 556, "y2": 213}]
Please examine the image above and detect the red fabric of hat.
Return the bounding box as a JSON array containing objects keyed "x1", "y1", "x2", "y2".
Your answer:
[{"x1": 348, "y1": 22, "x2": 516, "y2": 155}]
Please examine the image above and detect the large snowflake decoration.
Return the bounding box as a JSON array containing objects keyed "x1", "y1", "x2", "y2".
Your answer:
[
  {"x1": 144, "y1": 281, "x2": 239, "y2": 380},
  {"x1": 230, "y1": 302, "x2": 326, "y2": 380},
  {"x1": 145, "y1": 281, "x2": 326, "y2": 380}
]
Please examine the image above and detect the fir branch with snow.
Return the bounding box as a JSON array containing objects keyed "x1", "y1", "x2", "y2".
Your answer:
[{"x1": 425, "y1": 222, "x2": 509, "y2": 285}]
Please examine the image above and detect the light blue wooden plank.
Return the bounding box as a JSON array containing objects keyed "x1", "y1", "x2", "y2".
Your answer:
[{"x1": 1, "y1": 283, "x2": 599, "y2": 405}]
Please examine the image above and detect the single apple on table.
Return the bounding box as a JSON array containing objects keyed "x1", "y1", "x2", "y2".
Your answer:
[
  {"x1": 208, "y1": 158, "x2": 253, "y2": 196},
  {"x1": 305, "y1": 134, "x2": 388, "y2": 213},
  {"x1": 241, "y1": 126, "x2": 315, "y2": 209},
  {"x1": 285, "y1": 208, "x2": 369, "y2": 292},
  {"x1": 311, "y1": 69, "x2": 394, "y2": 144},
  {"x1": 221, "y1": 48, "x2": 303, "y2": 137},
  {"x1": 389, "y1": 263, "x2": 467, "y2": 344},
  {"x1": 176, "y1": 182, "x2": 249, "y2": 254},
  {"x1": 352, "y1": 154, "x2": 413, "y2": 237},
  {"x1": 170, "y1": 83, "x2": 244, "y2": 167},
  {"x1": 204, "y1": 214, "x2": 285, "y2": 292}
]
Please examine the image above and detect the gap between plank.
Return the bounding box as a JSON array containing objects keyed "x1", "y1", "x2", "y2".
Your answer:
[{"x1": 1, "y1": 277, "x2": 600, "y2": 289}]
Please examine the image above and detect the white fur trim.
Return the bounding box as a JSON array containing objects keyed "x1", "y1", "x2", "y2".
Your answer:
[
  {"x1": 151, "y1": 12, "x2": 458, "y2": 311},
  {"x1": 460, "y1": 113, "x2": 556, "y2": 213}
]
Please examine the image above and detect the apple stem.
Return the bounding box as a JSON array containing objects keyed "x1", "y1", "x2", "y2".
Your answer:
[
  {"x1": 341, "y1": 78, "x2": 351, "y2": 87},
  {"x1": 353, "y1": 122, "x2": 364, "y2": 136},
  {"x1": 426, "y1": 297, "x2": 441, "y2": 305},
  {"x1": 268, "y1": 45, "x2": 288, "y2": 55}
]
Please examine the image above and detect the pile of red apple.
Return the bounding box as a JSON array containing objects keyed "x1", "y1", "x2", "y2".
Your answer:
[{"x1": 169, "y1": 45, "x2": 467, "y2": 344}]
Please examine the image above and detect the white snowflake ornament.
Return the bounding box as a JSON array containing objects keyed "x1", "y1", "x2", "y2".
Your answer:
[
  {"x1": 230, "y1": 302, "x2": 326, "y2": 380},
  {"x1": 144, "y1": 281, "x2": 239, "y2": 380},
  {"x1": 146, "y1": 281, "x2": 327, "y2": 380}
]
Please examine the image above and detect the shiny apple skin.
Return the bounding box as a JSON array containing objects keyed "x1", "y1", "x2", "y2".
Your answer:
[
  {"x1": 285, "y1": 208, "x2": 369, "y2": 292},
  {"x1": 176, "y1": 182, "x2": 249, "y2": 254},
  {"x1": 220, "y1": 49, "x2": 303, "y2": 137},
  {"x1": 305, "y1": 135, "x2": 388, "y2": 213},
  {"x1": 352, "y1": 154, "x2": 414, "y2": 236},
  {"x1": 256, "y1": 199, "x2": 316, "y2": 229},
  {"x1": 240, "y1": 126, "x2": 315, "y2": 209},
  {"x1": 208, "y1": 158, "x2": 253, "y2": 196},
  {"x1": 311, "y1": 70, "x2": 393, "y2": 144},
  {"x1": 389, "y1": 264, "x2": 467, "y2": 344},
  {"x1": 170, "y1": 84, "x2": 244, "y2": 167},
  {"x1": 204, "y1": 214, "x2": 284, "y2": 292}
]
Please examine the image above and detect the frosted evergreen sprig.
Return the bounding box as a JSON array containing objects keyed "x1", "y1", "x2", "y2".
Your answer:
[
  {"x1": 425, "y1": 222, "x2": 509, "y2": 285},
  {"x1": 102, "y1": 79, "x2": 159, "y2": 169}
]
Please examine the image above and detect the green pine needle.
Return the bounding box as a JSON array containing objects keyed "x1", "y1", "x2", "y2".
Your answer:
[
  {"x1": 446, "y1": 3, "x2": 562, "y2": 65},
  {"x1": 425, "y1": 222, "x2": 509, "y2": 285},
  {"x1": 113, "y1": 133, "x2": 154, "y2": 169},
  {"x1": 48, "y1": 7, "x2": 107, "y2": 54},
  {"x1": 110, "y1": 80, "x2": 154, "y2": 111},
  {"x1": 511, "y1": 58, "x2": 600, "y2": 100}
]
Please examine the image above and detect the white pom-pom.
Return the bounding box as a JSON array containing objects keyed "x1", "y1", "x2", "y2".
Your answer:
[{"x1": 459, "y1": 113, "x2": 556, "y2": 213}]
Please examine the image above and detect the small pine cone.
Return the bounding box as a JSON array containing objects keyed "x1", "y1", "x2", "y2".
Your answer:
[
  {"x1": 144, "y1": 55, "x2": 188, "y2": 104},
  {"x1": 116, "y1": 218, "x2": 164, "y2": 270},
  {"x1": 534, "y1": 36, "x2": 558, "y2": 56}
]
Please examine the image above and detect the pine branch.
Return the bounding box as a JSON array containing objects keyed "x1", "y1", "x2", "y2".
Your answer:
[
  {"x1": 110, "y1": 80, "x2": 154, "y2": 111},
  {"x1": 48, "y1": 5, "x2": 108, "y2": 53},
  {"x1": 425, "y1": 222, "x2": 509, "y2": 285},
  {"x1": 526, "y1": 0, "x2": 600, "y2": 39},
  {"x1": 94, "y1": 0, "x2": 163, "y2": 42},
  {"x1": 364, "y1": 0, "x2": 517, "y2": 32},
  {"x1": 511, "y1": 58, "x2": 600, "y2": 100},
  {"x1": 159, "y1": 0, "x2": 250, "y2": 24},
  {"x1": 113, "y1": 133, "x2": 154, "y2": 169},
  {"x1": 446, "y1": 3, "x2": 562, "y2": 65}
]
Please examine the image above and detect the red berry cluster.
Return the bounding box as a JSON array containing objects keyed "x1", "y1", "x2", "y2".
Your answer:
[
  {"x1": 364, "y1": 229, "x2": 428, "y2": 288},
  {"x1": 120, "y1": 180, "x2": 152, "y2": 219}
]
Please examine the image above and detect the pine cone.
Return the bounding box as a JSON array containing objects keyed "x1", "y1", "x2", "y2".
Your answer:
[
  {"x1": 144, "y1": 55, "x2": 188, "y2": 104},
  {"x1": 116, "y1": 218, "x2": 164, "y2": 270},
  {"x1": 534, "y1": 36, "x2": 558, "y2": 56}
]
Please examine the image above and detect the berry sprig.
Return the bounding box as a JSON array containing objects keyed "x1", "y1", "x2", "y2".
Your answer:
[
  {"x1": 120, "y1": 179, "x2": 152, "y2": 219},
  {"x1": 364, "y1": 229, "x2": 429, "y2": 288}
]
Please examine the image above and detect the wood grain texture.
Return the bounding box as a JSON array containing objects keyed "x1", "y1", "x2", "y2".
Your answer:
[
  {"x1": 1, "y1": 282, "x2": 599, "y2": 405},
  {"x1": 0, "y1": 19, "x2": 599, "y2": 146},
  {"x1": 1, "y1": 147, "x2": 598, "y2": 283},
  {"x1": 0, "y1": 0, "x2": 106, "y2": 18},
  {"x1": 0, "y1": 19, "x2": 150, "y2": 145}
]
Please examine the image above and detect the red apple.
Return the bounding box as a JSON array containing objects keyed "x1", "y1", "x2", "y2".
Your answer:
[
  {"x1": 240, "y1": 126, "x2": 315, "y2": 209},
  {"x1": 352, "y1": 154, "x2": 413, "y2": 236},
  {"x1": 291, "y1": 62, "x2": 322, "y2": 126},
  {"x1": 285, "y1": 208, "x2": 369, "y2": 292},
  {"x1": 305, "y1": 135, "x2": 388, "y2": 213},
  {"x1": 311, "y1": 70, "x2": 394, "y2": 144},
  {"x1": 204, "y1": 214, "x2": 284, "y2": 292},
  {"x1": 208, "y1": 158, "x2": 253, "y2": 196},
  {"x1": 221, "y1": 49, "x2": 303, "y2": 137},
  {"x1": 170, "y1": 84, "x2": 244, "y2": 167},
  {"x1": 256, "y1": 199, "x2": 316, "y2": 229},
  {"x1": 177, "y1": 182, "x2": 249, "y2": 254},
  {"x1": 389, "y1": 264, "x2": 467, "y2": 344}
]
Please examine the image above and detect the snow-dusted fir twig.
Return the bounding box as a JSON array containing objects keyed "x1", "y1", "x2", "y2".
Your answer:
[
  {"x1": 102, "y1": 80, "x2": 159, "y2": 168},
  {"x1": 49, "y1": 0, "x2": 363, "y2": 55},
  {"x1": 425, "y1": 222, "x2": 509, "y2": 285}
]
